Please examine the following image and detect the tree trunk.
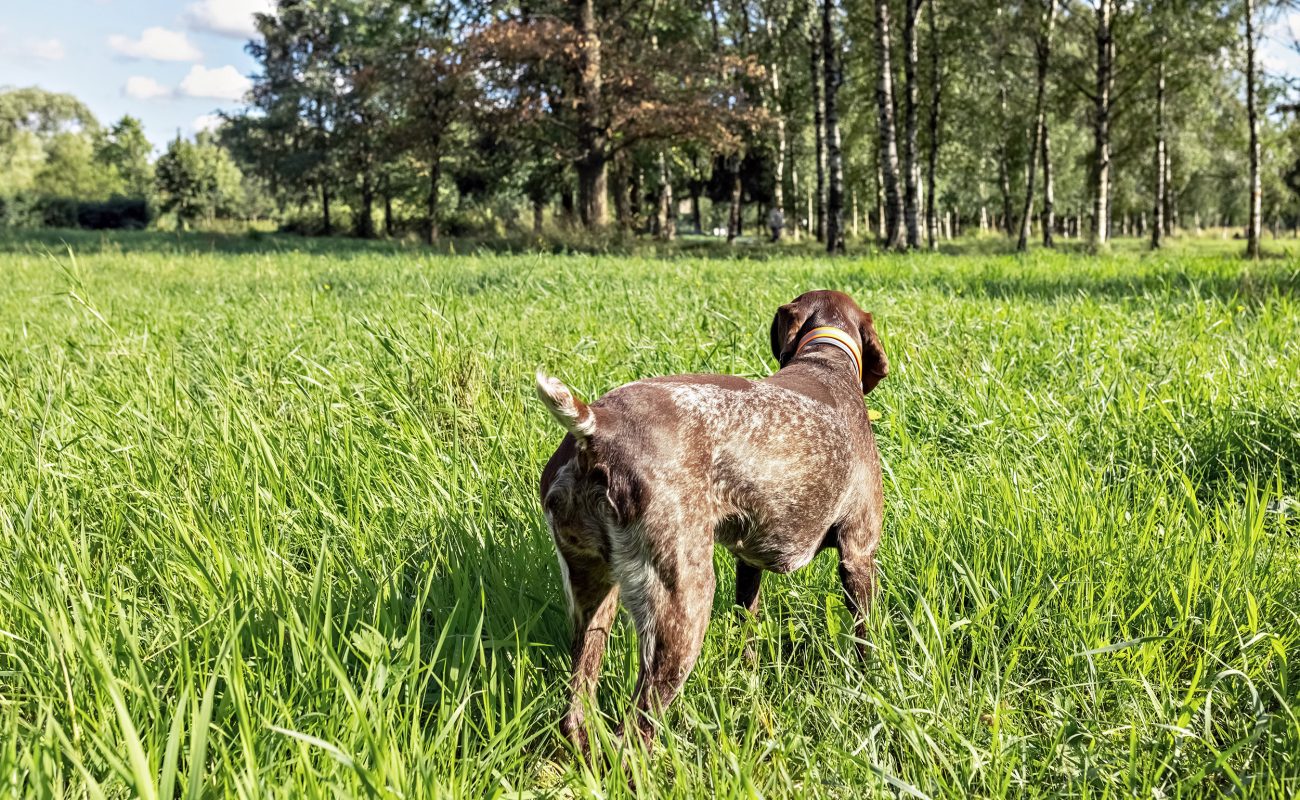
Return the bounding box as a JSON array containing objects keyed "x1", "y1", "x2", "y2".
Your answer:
[
  {"x1": 1042, "y1": 121, "x2": 1055, "y2": 248},
  {"x1": 767, "y1": 16, "x2": 787, "y2": 232},
  {"x1": 924, "y1": 0, "x2": 941, "y2": 251},
  {"x1": 824, "y1": 0, "x2": 846, "y2": 253},
  {"x1": 810, "y1": 7, "x2": 827, "y2": 243},
  {"x1": 1166, "y1": 148, "x2": 1177, "y2": 233},
  {"x1": 630, "y1": 168, "x2": 643, "y2": 223},
  {"x1": 997, "y1": 85, "x2": 1013, "y2": 237},
  {"x1": 357, "y1": 167, "x2": 375, "y2": 239},
  {"x1": 902, "y1": 0, "x2": 921, "y2": 248},
  {"x1": 873, "y1": 0, "x2": 905, "y2": 249},
  {"x1": 425, "y1": 154, "x2": 441, "y2": 245},
  {"x1": 383, "y1": 189, "x2": 394, "y2": 238},
  {"x1": 1245, "y1": 0, "x2": 1261, "y2": 258},
  {"x1": 1152, "y1": 48, "x2": 1166, "y2": 249},
  {"x1": 1091, "y1": 0, "x2": 1113, "y2": 248},
  {"x1": 612, "y1": 157, "x2": 631, "y2": 230},
  {"x1": 560, "y1": 183, "x2": 575, "y2": 226},
  {"x1": 656, "y1": 151, "x2": 675, "y2": 241},
  {"x1": 790, "y1": 162, "x2": 801, "y2": 240},
  {"x1": 727, "y1": 157, "x2": 743, "y2": 243},
  {"x1": 576, "y1": 159, "x2": 608, "y2": 230},
  {"x1": 575, "y1": 0, "x2": 608, "y2": 229},
  {"x1": 321, "y1": 183, "x2": 332, "y2": 235},
  {"x1": 876, "y1": 161, "x2": 885, "y2": 239},
  {"x1": 1017, "y1": 0, "x2": 1055, "y2": 252},
  {"x1": 533, "y1": 199, "x2": 544, "y2": 235},
  {"x1": 808, "y1": 181, "x2": 814, "y2": 237}
]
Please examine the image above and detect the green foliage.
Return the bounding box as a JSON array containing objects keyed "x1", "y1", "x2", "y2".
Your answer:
[
  {"x1": 1, "y1": 90, "x2": 160, "y2": 229},
  {"x1": 154, "y1": 134, "x2": 247, "y2": 230},
  {"x1": 0, "y1": 88, "x2": 105, "y2": 198},
  {"x1": 34, "y1": 132, "x2": 119, "y2": 200},
  {"x1": 0, "y1": 233, "x2": 1297, "y2": 796},
  {"x1": 97, "y1": 116, "x2": 155, "y2": 198}
]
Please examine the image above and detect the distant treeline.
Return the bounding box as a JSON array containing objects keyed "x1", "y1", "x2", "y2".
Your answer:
[
  {"x1": 0, "y1": 87, "x2": 270, "y2": 232},
  {"x1": 4, "y1": 1, "x2": 1300, "y2": 253}
]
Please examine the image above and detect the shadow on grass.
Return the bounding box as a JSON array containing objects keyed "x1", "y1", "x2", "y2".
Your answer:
[
  {"x1": 0, "y1": 228, "x2": 419, "y2": 258},
  {"x1": 1176, "y1": 406, "x2": 1300, "y2": 502},
  {"x1": 3, "y1": 227, "x2": 1298, "y2": 270},
  {"x1": 896, "y1": 266, "x2": 1300, "y2": 304}
]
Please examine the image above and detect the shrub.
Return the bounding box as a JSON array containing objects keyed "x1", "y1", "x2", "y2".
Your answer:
[{"x1": 74, "y1": 197, "x2": 151, "y2": 230}]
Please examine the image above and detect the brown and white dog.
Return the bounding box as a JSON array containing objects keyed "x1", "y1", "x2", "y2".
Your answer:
[{"x1": 536, "y1": 290, "x2": 888, "y2": 751}]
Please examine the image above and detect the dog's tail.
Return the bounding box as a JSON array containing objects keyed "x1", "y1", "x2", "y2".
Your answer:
[{"x1": 535, "y1": 371, "x2": 596, "y2": 439}]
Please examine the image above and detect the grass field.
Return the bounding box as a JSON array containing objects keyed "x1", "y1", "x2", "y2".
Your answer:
[{"x1": 1, "y1": 230, "x2": 1298, "y2": 798}]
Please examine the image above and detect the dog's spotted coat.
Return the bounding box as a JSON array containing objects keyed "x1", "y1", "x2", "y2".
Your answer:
[{"x1": 537, "y1": 290, "x2": 889, "y2": 751}]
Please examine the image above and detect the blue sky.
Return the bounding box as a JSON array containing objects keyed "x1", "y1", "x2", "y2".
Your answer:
[
  {"x1": 1, "y1": 0, "x2": 270, "y2": 151},
  {"x1": 2, "y1": 1, "x2": 1298, "y2": 153}
]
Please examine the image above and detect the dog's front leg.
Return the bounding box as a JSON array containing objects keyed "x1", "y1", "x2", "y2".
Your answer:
[
  {"x1": 835, "y1": 508, "x2": 882, "y2": 659},
  {"x1": 735, "y1": 560, "x2": 762, "y2": 617},
  {"x1": 735, "y1": 559, "x2": 763, "y2": 662}
]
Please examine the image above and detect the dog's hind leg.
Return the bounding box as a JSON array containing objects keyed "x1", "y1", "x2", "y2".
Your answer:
[
  {"x1": 835, "y1": 507, "x2": 882, "y2": 658},
  {"x1": 556, "y1": 548, "x2": 619, "y2": 755},
  {"x1": 617, "y1": 531, "x2": 715, "y2": 746}
]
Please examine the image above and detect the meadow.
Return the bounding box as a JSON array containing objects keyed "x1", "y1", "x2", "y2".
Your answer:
[{"x1": 0, "y1": 230, "x2": 1297, "y2": 798}]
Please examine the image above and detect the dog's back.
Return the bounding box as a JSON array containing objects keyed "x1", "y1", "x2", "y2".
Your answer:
[{"x1": 538, "y1": 371, "x2": 875, "y2": 573}]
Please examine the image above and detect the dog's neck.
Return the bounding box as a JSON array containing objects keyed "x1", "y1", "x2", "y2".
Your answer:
[{"x1": 792, "y1": 325, "x2": 862, "y2": 385}]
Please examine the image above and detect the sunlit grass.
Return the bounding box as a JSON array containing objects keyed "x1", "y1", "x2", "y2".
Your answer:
[{"x1": 0, "y1": 231, "x2": 1297, "y2": 797}]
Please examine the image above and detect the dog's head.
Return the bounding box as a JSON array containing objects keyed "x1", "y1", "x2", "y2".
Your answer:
[{"x1": 769, "y1": 290, "x2": 888, "y2": 393}]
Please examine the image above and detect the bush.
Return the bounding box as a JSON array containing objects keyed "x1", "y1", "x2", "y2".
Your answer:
[
  {"x1": 0, "y1": 194, "x2": 42, "y2": 229},
  {"x1": 15, "y1": 196, "x2": 153, "y2": 230},
  {"x1": 74, "y1": 197, "x2": 151, "y2": 230},
  {"x1": 39, "y1": 197, "x2": 80, "y2": 228}
]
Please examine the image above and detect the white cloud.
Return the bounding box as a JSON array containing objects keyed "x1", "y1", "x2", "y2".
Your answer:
[
  {"x1": 124, "y1": 76, "x2": 171, "y2": 101},
  {"x1": 185, "y1": 0, "x2": 274, "y2": 39},
  {"x1": 0, "y1": 28, "x2": 66, "y2": 62},
  {"x1": 26, "y1": 37, "x2": 65, "y2": 61},
  {"x1": 193, "y1": 113, "x2": 224, "y2": 133},
  {"x1": 109, "y1": 27, "x2": 202, "y2": 62},
  {"x1": 179, "y1": 65, "x2": 252, "y2": 102}
]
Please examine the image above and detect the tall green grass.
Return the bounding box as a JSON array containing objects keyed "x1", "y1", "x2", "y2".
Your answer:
[{"x1": 0, "y1": 233, "x2": 1297, "y2": 797}]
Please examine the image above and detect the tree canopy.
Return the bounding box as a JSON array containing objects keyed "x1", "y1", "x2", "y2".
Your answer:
[{"x1": 4, "y1": 0, "x2": 1300, "y2": 254}]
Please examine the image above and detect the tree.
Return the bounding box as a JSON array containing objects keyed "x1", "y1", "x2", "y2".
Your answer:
[
  {"x1": 810, "y1": 0, "x2": 827, "y2": 242},
  {"x1": 924, "y1": 0, "x2": 942, "y2": 250},
  {"x1": 398, "y1": 1, "x2": 470, "y2": 244},
  {"x1": 873, "y1": 0, "x2": 904, "y2": 248},
  {"x1": 97, "y1": 116, "x2": 154, "y2": 198},
  {"x1": 247, "y1": 1, "x2": 345, "y2": 234},
  {"x1": 1017, "y1": 0, "x2": 1056, "y2": 252},
  {"x1": 573, "y1": 0, "x2": 609, "y2": 228},
  {"x1": 1042, "y1": 114, "x2": 1055, "y2": 247},
  {"x1": 155, "y1": 134, "x2": 244, "y2": 230},
  {"x1": 1, "y1": 88, "x2": 102, "y2": 197},
  {"x1": 902, "y1": 0, "x2": 922, "y2": 248},
  {"x1": 1243, "y1": 0, "x2": 1261, "y2": 258},
  {"x1": 1091, "y1": 0, "x2": 1114, "y2": 247},
  {"x1": 824, "y1": 0, "x2": 846, "y2": 253},
  {"x1": 473, "y1": 0, "x2": 762, "y2": 234},
  {"x1": 35, "y1": 134, "x2": 117, "y2": 199},
  {"x1": 1152, "y1": 32, "x2": 1166, "y2": 248}
]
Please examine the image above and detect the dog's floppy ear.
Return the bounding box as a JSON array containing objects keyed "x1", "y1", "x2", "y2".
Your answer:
[
  {"x1": 858, "y1": 310, "x2": 889, "y2": 394},
  {"x1": 769, "y1": 301, "x2": 811, "y2": 367}
]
